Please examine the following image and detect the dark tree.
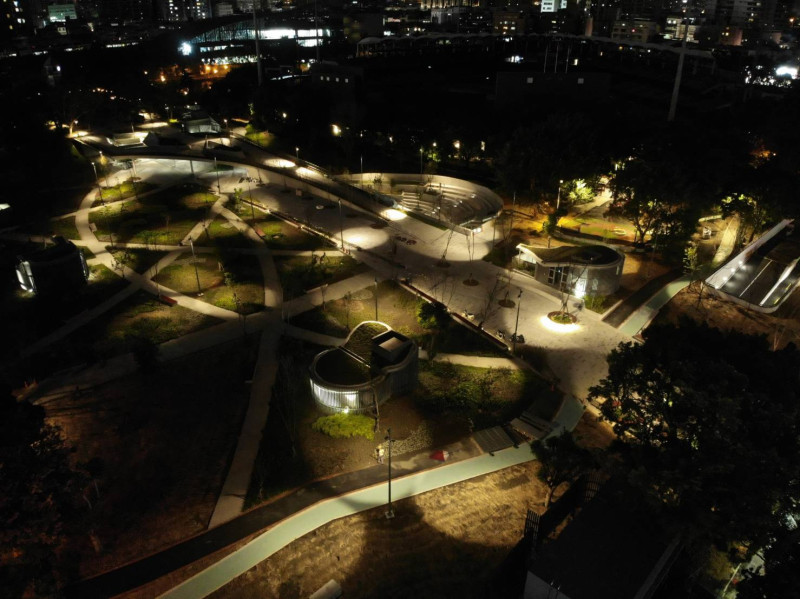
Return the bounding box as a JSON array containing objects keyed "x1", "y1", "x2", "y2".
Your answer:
[
  {"x1": 532, "y1": 430, "x2": 593, "y2": 508},
  {"x1": 589, "y1": 321, "x2": 800, "y2": 554},
  {"x1": 736, "y1": 529, "x2": 800, "y2": 599},
  {"x1": 0, "y1": 387, "x2": 87, "y2": 597}
]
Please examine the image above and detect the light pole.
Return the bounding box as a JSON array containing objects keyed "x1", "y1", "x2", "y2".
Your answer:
[
  {"x1": 295, "y1": 146, "x2": 299, "y2": 161},
  {"x1": 556, "y1": 179, "x2": 564, "y2": 211},
  {"x1": 189, "y1": 238, "x2": 203, "y2": 296},
  {"x1": 385, "y1": 428, "x2": 395, "y2": 519},
  {"x1": 338, "y1": 198, "x2": 345, "y2": 252},
  {"x1": 130, "y1": 159, "x2": 139, "y2": 201},
  {"x1": 513, "y1": 288, "x2": 523, "y2": 355},
  {"x1": 214, "y1": 156, "x2": 221, "y2": 193},
  {"x1": 419, "y1": 147, "x2": 423, "y2": 176},
  {"x1": 247, "y1": 176, "x2": 255, "y2": 223},
  {"x1": 360, "y1": 154, "x2": 363, "y2": 188},
  {"x1": 91, "y1": 161, "x2": 102, "y2": 202},
  {"x1": 374, "y1": 277, "x2": 378, "y2": 320}
]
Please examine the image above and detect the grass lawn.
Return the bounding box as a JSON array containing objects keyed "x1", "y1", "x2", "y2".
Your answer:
[
  {"x1": 194, "y1": 217, "x2": 252, "y2": 248},
  {"x1": 92, "y1": 179, "x2": 158, "y2": 207},
  {"x1": 274, "y1": 254, "x2": 368, "y2": 300},
  {"x1": 48, "y1": 216, "x2": 80, "y2": 240},
  {"x1": 86, "y1": 290, "x2": 222, "y2": 356},
  {"x1": 110, "y1": 248, "x2": 166, "y2": 273},
  {"x1": 244, "y1": 130, "x2": 273, "y2": 148},
  {"x1": 153, "y1": 251, "x2": 265, "y2": 314},
  {"x1": 416, "y1": 360, "x2": 557, "y2": 429},
  {"x1": 88, "y1": 182, "x2": 216, "y2": 245},
  {"x1": 291, "y1": 280, "x2": 507, "y2": 357},
  {"x1": 233, "y1": 210, "x2": 329, "y2": 250},
  {"x1": 41, "y1": 337, "x2": 259, "y2": 579}
]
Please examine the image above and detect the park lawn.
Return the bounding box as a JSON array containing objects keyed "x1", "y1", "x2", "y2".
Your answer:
[
  {"x1": 244, "y1": 130, "x2": 273, "y2": 147},
  {"x1": 274, "y1": 254, "x2": 368, "y2": 300},
  {"x1": 251, "y1": 214, "x2": 329, "y2": 250},
  {"x1": 110, "y1": 248, "x2": 166, "y2": 273},
  {"x1": 87, "y1": 290, "x2": 221, "y2": 356},
  {"x1": 194, "y1": 217, "x2": 252, "y2": 248},
  {"x1": 416, "y1": 360, "x2": 556, "y2": 430},
  {"x1": 48, "y1": 215, "x2": 80, "y2": 239},
  {"x1": 153, "y1": 251, "x2": 265, "y2": 314},
  {"x1": 92, "y1": 179, "x2": 158, "y2": 207},
  {"x1": 290, "y1": 280, "x2": 422, "y2": 337},
  {"x1": 89, "y1": 195, "x2": 207, "y2": 245},
  {"x1": 291, "y1": 280, "x2": 507, "y2": 357}
]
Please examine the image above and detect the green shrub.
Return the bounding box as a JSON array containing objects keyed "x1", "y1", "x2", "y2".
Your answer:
[
  {"x1": 584, "y1": 294, "x2": 607, "y2": 313},
  {"x1": 312, "y1": 413, "x2": 375, "y2": 440}
]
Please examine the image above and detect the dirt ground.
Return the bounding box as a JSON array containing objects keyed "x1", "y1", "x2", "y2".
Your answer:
[
  {"x1": 654, "y1": 282, "x2": 800, "y2": 349},
  {"x1": 38, "y1": 339, "x2": 257, "y2": 579},
  {"x1": 212, "y1": 460, "x2": 549, "y2": 599}
]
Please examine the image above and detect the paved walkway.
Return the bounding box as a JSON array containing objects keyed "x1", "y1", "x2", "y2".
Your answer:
[
  {"x1": 163, "y1": 444, "x2": 535, "y2": 599},
  {"x1": 418, "y1": 350, "x2": 521, "y2": 370},
  {"x1": 619, "y1": 275, "x2": 692, "y2": 337},
  {"x1": 601, "y1": 268, "x2": 683, "y2": 328}
]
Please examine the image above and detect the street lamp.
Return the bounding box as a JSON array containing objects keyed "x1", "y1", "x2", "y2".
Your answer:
[
  {"x1": 295, "y1": 146, "x2": 299, "y2": 161},
  {"x1": 419, "y1": 147, "x2": 423, "y2": 175},
  {"x1": 214, "y1": 156, "x2": 221, "y2": 193},
  {"x1": 189, "y1": 238, "x2": 203, "y2": 296},
  {"x1": 90, "y1": 161, "x2": 103, "y2": 201},
  {"x1": 338, "y1": 198, "x2": 345, "y2": 252},
  {"x1": 556, "y1": 179, "x2": 564, "y2": 211},
  {"x1": 374, "y1": 277, "x2": 378, "y2": 320},
  {"x1": 360, "y1": 154, "x2": 363, "y2": 189},
  {"x1": 513, "y1": 288, "x2": 523, "y2": 355},
  {"x1": 385, "y1": 428, "x2": 395, "y2": 519}
]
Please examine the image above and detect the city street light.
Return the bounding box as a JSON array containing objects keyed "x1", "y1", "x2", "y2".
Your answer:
[
  {"x1": 189, "y1": 238, "x2": 203, "y2": 296},
  {"x1": 556, "y1": 179, "x2": 564, "y2": 211},
  {"x1": 419, "y1": 147, "x2": 423, "y2": 175},
  {"x1": 295, "y1": 146, "x2": 299, "y2": 161},
  {"x1": 90, "y1": 161, "x2": 102, "y2": 201},
  {"x1": 338, "y1": 198, "x2": 345, "y2": 252},
  {"x1": 385, "y1": 428, "x2": 395, "y2": 519},
  {"x1": 214, "y1": 156, "x2": 221, "y2": 193},
  {"x1": 513, "y1": 288, "x2": 523, "y2": 355},
  {"x1": 374, "y1": 277, "x2": 378, "y2": 320}
]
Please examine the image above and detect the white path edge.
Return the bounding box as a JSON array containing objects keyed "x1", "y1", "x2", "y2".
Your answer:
[{"x1": 159, "y1": 444, "x2": 535, "y2": 599}]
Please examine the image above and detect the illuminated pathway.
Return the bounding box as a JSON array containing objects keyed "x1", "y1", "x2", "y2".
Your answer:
[{"x1": 161, "y1": 444, "x2": 536, "y2": 599}]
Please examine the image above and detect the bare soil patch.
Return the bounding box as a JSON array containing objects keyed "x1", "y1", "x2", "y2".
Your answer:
[
  {"x1": 39, "y1": 339, "x2": 258, "y2": 579},
  {"x1": 654, "y1": 283, "x2": 800, "y2": 349}
]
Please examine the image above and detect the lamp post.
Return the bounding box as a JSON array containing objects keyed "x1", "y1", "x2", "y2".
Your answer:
[
  {"x1": 556, "y1": 179, "x2": 564, "y2": 211},
  {"x1": 91, "y1": 161, "x2": 102, "y2": 201},
  {"x1": 338, "y1": 198, "x2": 345, "y2": 252},
  {"x1": 360, "y1": 154, "x2": 363, "y2": 189},
  {"x1": 419, "y1": 147, "x2": 423, "y2": 175},
  {"x1": 214, "y1": 156, "x2": 221, "y2": 193},
  {"x1": 513, "y1": 288, "x2": 523, "y2": 355},
  {"x1": 295, "y1": 146, "x2": 299, "y2": 161},
  {"x1": 247, "y1": 176, "x2": 255, "y2": 223},
  {"x1": 385, "y1": 428, "x2": 395, "y2": 519},
  {"x1": 374, "y1": 277, "x2": 378, "y2": 320},
  {"x1": 189, "y1": 238, "x2": 203, "y2": 296},
  {"x1": 130, "y1": 159, "x2": 139, "y2": 201}
]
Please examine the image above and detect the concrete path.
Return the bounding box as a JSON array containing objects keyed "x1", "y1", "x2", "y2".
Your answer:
[
  {"x1": 209, "y1": 314, "x2": 282, "y2": 527},
  {"x1": 418, "y1": 350, "x2": 521, "y2": 370},
  {"x1": 282, "y1": 271, "x2": 384, "y2": 317},
  {"x1": 163, "y1": 444, "x2": 536, "y2": 599},
  {"x1": 602, "y1": 268, "x2": 683, "y2": 328},
  {"x1": 619, "y1": 275, "x2": 692, "y2": 337},
  {"x1": 711, "y1": 216, "x2": 739, "y2": 266}
]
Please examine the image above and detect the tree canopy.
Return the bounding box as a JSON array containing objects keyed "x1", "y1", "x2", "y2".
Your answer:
[
  {"x1": 0, "y1": 387, "x2": 87, "y2": 597},
  {"x1": 588, "y1": 321, "x2": 800, "y2": 553}
]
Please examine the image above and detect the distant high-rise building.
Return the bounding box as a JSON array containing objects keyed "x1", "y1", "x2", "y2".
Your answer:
[
  {"x1": 715, "y1": 0, "x2": 762, "y2": 25},
  {"x1": 160, "y1": 0, "x2": 211, "y2": 20},
  {"x1": 1, "y1": 0, "x2": 30, "y2": 40}
]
